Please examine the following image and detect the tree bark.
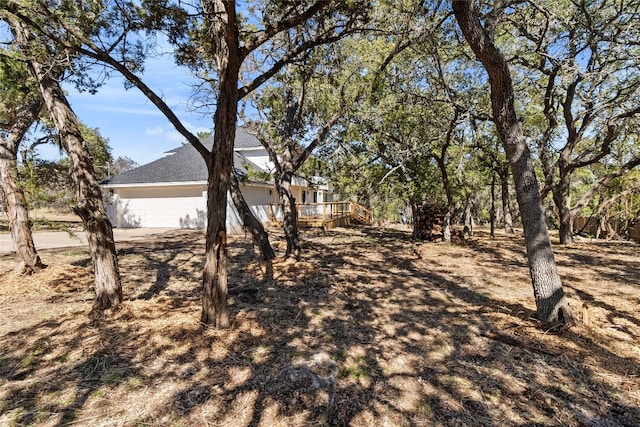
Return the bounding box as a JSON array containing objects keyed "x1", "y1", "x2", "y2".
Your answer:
[
  {"x1": 278, "y1": 169, "x2": 301, "y2": 259},
  {"x1": 499, "y1": 169, "x2": 515, "y2": 234},
  {"x1": 453, "y1": 1, "x2": 575, "y2": 325},
  {"x1": 9, "y1": 18, "x2": 122, "y2": 310},
  {"x1": 201, "y1": 121, "x2": 235, "y2": 328},
  {"x1": 278, "y1": 79, "x2": 305, "y2": 260},
  {"x1": 554, "y1": 168, "x2": 574, "y2": 244},
  {"x1": 490, "y1": 172, "x2": 496, "y2": 238},
  {"x1": 200, "y1": 0, "x2": 241, "y2": 328},
  {"x1": 435, "y1": 113, "x2": 458, "y2": 243},
  {"x1": 228, "y1": 169, "x2": 275, "y2": 260},
  {"x1": 435, "y1": 154, "x2": 454, "y2": 243},
  {"x1": 442, "y1": 209, "x2": 452, "y2": 243},
  {"x1": 463, "y1": 198, "x2": 473, "y2": 236},
  {"x1": 0, "y1": 100, "x2": 46, "y2": 274}
]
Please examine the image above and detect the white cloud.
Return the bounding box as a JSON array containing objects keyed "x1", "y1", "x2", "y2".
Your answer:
[
  {"x1": 99, "y1": 106, "x2": 164, "y2": 116},
  {"x1": 163, "y1": 120, "x2": 213, "y2": 143},
  {"x1": 185, "y1": 120, "x2": 213, "y2": 136},
  {"x1": 166, "y1": 130, "x2": 186, "y2": 143},
  {"x1": 145, "y1": 125, "x2": 164, "y2": 136}
]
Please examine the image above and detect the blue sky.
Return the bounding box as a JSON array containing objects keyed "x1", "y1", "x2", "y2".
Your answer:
[
  {"x1": 39, "y1": 54, "x2": 213, "y2": 167},
  {"x1": 0, "y1": 19, "x2": 211, "y2": 167}
]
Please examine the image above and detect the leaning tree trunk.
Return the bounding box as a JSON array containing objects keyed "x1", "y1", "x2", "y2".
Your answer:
[
  {"x1": 0, "y1": 100, "x2": 46, "y2": 274},
  {"x1": 453, "y1": 1, "x2": 575, "y2": 325},
  {"x1": 11, "y1": 18, "x2": 122, "y2": 310},
  {"x1": 35, "y1": 78, "x2": 122, "y2": 310},
  {"x1": 228, "y1": 169, "x2": 275, "y2": 260}
]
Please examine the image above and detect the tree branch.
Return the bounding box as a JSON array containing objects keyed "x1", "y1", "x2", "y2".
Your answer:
[
  {"x1": 4, "y1": 2, "x2": 212, "y2": 167},
  {"x1": 238, "y1": 31, "x2": 346, "y2": 99},
  {"x1": 241, "y1": 1, "x2": 332, "y2": 57},
  {"x1": 570, "y1": 154, "x2": 640, "y2": 217}
]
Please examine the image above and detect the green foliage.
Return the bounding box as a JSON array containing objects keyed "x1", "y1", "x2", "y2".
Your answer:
[
  {"x1": 80, "y1": 124, "x2": 112, "y2": 180},
  {"x1": 0, "y1": 52, "x2": 38, "y2": 116},
  {"x1": 17, "y1": 124, "x2": 114, "y2": 209},
  {"x1": 240, "y1": 160, "x2": 272, "y2": 184},
  {"x1": 19, "y1": 157, "x2": 73, "y2": 209},
  {"x1": 196, "y1": 131, "x2": 212, "y2": 140},
  {"x1": 316, "y1": 3, "x2": 495, "y2": 223}
]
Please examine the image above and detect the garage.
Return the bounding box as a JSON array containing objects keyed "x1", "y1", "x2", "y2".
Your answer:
[{"x1": 111, "y1": 185, "x2": 207, "y2": 228}]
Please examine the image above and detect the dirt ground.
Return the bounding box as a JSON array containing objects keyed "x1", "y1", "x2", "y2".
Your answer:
[{"x1": 0, "y1": 225, "x2": 639, "y2": 426}]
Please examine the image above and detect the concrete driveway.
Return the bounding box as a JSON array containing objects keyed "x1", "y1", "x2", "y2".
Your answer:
[{"x1": 0, "y1": 228, "x2": 178, "y2": 253}]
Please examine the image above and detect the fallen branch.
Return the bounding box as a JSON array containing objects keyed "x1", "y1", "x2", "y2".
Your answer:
[{"x1": 481, "y1": 330, "x2": 559, "y2": 357}]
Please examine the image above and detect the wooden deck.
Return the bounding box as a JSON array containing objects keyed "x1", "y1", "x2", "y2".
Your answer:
[{"x1": 269, "y1": 201, "x2": 371, "y2": 230}]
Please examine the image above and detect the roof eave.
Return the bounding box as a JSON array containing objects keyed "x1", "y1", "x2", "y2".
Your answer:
[{"x1": 100, "y1": 180, "x2": 207, "y2": 189}]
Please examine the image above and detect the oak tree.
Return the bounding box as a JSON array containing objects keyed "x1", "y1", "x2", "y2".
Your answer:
[{"x1": 453, "y1": 0, "x2": 576, "y2": 324}]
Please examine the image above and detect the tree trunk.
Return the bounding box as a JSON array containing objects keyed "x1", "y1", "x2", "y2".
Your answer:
[
  {"x1": 201, "y1": 121, "x2": 235, "y2": 328},
  {"x1": 228, "y1": 169, "x2": 275, "y2": 260},
  {"x1": 10, "y1": 18, "x2": 122, "y2": 310},
  {"x1": 597, "y1": 215, "x2": 606, "y2": 239},
  {"x1": 453, "y1": 2, "x2": 575, "y2": 325},
  {"x1": 0, "y1": 100, "x2": 46, "y2": 274},
  {"x1": 500, "y1": 170, "x2": 515, "y2": 234},
  {"x1": 442, "y1": 209, "x2": 452, "y2": 243},
  {"x1": 490, "y1": 172, "x2": 496, "y2": 238},
  {"x1": 435, "y1": 149, "x2": 454, "y2": 243},
  {"x1": 278, "y1": 171, "x2": 301, "y2": 259},
  {"x1": 463, "y1": 199, "x2": 473, "y2": 236},
  {"x1": 411, "y1": 203, "x2": 419, "y2": 238},
  {"x1": 200, "y1": 0, "x2": 240, "y2": 328},
  {"x1": 555, "y1": 166, "x2": 573, "y2": 244}
]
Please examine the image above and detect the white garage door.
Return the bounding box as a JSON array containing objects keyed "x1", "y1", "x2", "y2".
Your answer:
[
  {"x1": 115, "y1": 185, "x2": 207, "y2": 228},
  {"x1": 118, "y1": 196, "x2": 206, "y2": 228}
]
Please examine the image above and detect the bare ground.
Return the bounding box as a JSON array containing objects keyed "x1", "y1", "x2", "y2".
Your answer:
[{"x1": 0, "y1": 226, "x2": 639, "y2": 426}]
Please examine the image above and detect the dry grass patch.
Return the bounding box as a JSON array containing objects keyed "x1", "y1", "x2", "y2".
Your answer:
[{"x1": 0, "y1": 226, "x2": 639, "y2": 426}]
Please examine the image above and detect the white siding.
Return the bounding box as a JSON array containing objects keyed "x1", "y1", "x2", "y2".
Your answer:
[
  {"x1": 240, "y1": 184, "x2": 277, "y2": 229},
  {"x1": 241, "y1": 184, "x2": 276, "y2": 206},
  {"x1": 241, "y1": 148, "x2": 274, "y2": 171}
]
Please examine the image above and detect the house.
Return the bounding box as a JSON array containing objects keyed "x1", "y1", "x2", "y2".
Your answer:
[{"x1": 101, "y1": 128, "x2": 332, "y2": 232}]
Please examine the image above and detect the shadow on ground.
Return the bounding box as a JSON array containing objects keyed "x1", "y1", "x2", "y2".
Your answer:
[{"x1": 0, "y1": 226, "x2": 639, "y2": 426}]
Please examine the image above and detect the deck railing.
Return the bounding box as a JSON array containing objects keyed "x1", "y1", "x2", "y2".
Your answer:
[{"x1": 268, "y1": 201, "x2": 371, "y2": 225}]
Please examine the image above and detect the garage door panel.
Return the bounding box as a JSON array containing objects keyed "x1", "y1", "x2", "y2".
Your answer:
[{"x1": 118, "y1": 197, "x2": 206, "y2": 228}]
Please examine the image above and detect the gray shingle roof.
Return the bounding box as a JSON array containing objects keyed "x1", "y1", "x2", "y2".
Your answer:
[
  {"x1": 105, "y1": 127, "x2": 266, "y2": 185},
  {"x1": 234, "y1": 127, "x2": 264, "y2": 149}
]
